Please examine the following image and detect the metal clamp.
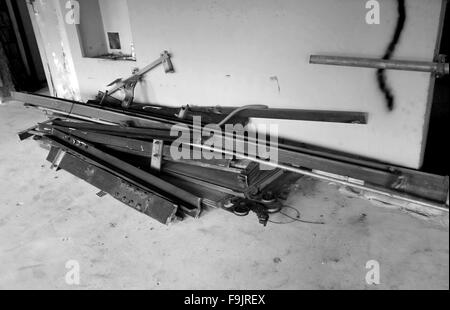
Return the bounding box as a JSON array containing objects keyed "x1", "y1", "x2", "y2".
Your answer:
[
  {"x1": 435, "y1": 54, "x2": 449, "y2": 78},
  {"x1": 226, "y1": 197, "x2": 271, "y2": 226},
  {"x1": 151, "y1": 139, "x2": 164, "y2": 171}
]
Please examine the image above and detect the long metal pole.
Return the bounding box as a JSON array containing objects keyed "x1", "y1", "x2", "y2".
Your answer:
[
  {"x1": 310, "y1": 55, "x2": 450, "y2": 76},
  {"x1": 192, "y1": 144, "x2": 449, "y2": 213}
]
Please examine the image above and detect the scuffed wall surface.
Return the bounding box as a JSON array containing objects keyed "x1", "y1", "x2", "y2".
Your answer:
[
  {"x1": 33, "y1": 0, "x2": 443, "y2": 168},
  {"x1": 77, "y1": 0, "x2": 107, "y2": 57},
  {"x1": 99, "y1": 0, "x2": 134, "y2": 55}
]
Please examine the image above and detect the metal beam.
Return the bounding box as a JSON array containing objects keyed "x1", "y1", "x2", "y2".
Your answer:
[
  {"x1": 12, "y1": 92, "x2": 368, "y2": 125},
  {"x1": 310, "y1": 55, "x2": 450, "y2": 76}
]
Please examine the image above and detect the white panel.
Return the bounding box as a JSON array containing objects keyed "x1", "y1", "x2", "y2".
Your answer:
[{"x1": 52, "y1": 0, "x2": 443, "y2": 168}]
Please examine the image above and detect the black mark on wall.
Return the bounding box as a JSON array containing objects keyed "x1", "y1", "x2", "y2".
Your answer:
[
  {"x1": 376, "y1": 0, "x2": 406, "y2": 111},
  {"x1": 270, "y1": 76, "x2": 281, "y2": 93}
]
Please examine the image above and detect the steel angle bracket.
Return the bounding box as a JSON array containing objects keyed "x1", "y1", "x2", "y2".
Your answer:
[{"x1": 46, "y1": 147, "x2": 66, "y2": 171}]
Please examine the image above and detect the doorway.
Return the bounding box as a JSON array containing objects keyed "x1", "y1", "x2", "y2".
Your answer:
[
  {"x1": 422, "y1": 3, "x2": 449, "y2": 176},
  {"x1": 0, "y1": 0, "x2": 47, "y2": 100}
]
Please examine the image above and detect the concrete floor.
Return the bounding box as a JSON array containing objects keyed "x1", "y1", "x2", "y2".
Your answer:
[{"x1": 0, "y1": 101, "x2": 448, "y2": 290}]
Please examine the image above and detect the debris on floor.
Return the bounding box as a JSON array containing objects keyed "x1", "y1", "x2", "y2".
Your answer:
[{"x1": 8, "y1": 51, "x2": 449, "y2": 226}]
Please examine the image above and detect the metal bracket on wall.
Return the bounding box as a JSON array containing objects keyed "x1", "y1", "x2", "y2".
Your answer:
[
  {"x1": 47, "y1": 148, "x2": 66, "y2": 171},
  {"x1": 434, "y1": 54, "x2": 449, "y2": 78},
  {"x1": 101, "y1": 50, "x2": 174, "y2": 108},
  {"x1": 309, "y1": 54, "x2": 450, "y2": 77}
]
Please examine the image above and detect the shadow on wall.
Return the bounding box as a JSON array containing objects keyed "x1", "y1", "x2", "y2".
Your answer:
[
  {"x1": 0, "y1": 0, "x2": 47, "y2": 100},
  {"x1": 423, "y1": 5, "x2": 450, "y2": 176},
  {"x1": 0, "y1": 42, "x2": 15, "y2": 99}
]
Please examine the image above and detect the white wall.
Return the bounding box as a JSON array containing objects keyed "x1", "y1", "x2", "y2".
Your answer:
[
  {"x1": 30, "y1": 0, "x2": 445, "y2": 169},
  {"x1": 99, "y1": 0, "x2": 134, "y2": 55},
  {"x1": 77, "y1": 0, "x2": 107, "y2": 57}
]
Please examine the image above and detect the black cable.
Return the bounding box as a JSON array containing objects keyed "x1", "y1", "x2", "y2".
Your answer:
[
  {"x1": 65, "y1": 101, "x2": 75, "y2": 121},
  {"x1": 280, "y1": 211, "x2": 325, "y2": 225},
  {"x1": 268, "y1": 219, "x2": 297, "y2": 225},
  {"x1": 269, "y1": 205, "x2": 325, "y2": 225},
  {"x1": 376, "y1": 0, "x2": 406, "y2": 111},
  {"x1": 268, "y1": 205, "x2": 300, "y2": 224}
]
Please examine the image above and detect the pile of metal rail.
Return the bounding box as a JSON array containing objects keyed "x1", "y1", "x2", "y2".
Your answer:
[
  {"x1": 10, "y1": 52, "x2": 449, "y2": 225},
  {"x1": 11, "y1": 90, "x2": 449, "y2": 225}
]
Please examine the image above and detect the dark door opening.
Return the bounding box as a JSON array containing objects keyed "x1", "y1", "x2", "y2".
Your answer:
[
  {"x1": 0, "y1": 0, "x2": 47, "y2": 100},
  {"x1": 422, "y1": 3, "x2": 449, "y2": 176}
]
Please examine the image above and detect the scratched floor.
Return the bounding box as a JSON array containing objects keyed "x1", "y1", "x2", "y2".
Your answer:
[{"x1": 0, "y1": 101, "x2": 448, "y2": 290}]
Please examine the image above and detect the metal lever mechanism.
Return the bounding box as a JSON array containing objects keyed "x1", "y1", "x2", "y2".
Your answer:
[{"x1": 102, "y1": 51, "x2": 174, "y2": 108}]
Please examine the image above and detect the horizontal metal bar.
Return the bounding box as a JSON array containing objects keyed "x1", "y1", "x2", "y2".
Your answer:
[
  {"x1": 162, "y1": 161, "x2": 249, "y2": 192},
  {"x1": 154, "y1": 104, "x2": 367, "y2": 124},
  {"x1": 310, "y1": 55, "x2": 450, "y2": 76},
  {"x1": 161, "y1": 175, "x2": 233, "y2": 209},
  {"x1": 238, "y1": 109, "x2": 367, "y2": 124},
  {"x1": 13, "y1": 92, "x2": 368, "y2": 125},
  {"x1": 163, "y1": 170, "x2": 246, "y2": 198},
  {"x1": 41, "y1": 124, "x2": 167, "y2": 156},
  {"x1": 49, "y1": 120, "x2": 175, "y2": 141},
  {"x1": 11, "y1": 92, "x2": 174, "y2": 129}
]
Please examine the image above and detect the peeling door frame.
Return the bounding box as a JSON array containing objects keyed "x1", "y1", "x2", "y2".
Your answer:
[
  {"x1": 24, "y1": 0, "x2": 80, "y2": 99},
  {"x1": 25, "y1": 0, "x2": 55, "y2": 95}
]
